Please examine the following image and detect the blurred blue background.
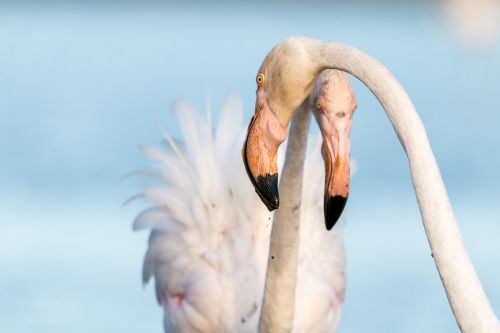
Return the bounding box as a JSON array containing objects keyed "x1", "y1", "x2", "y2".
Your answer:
[{"x1": 1, "y1": 1, "x2": 499, "y2": 332}]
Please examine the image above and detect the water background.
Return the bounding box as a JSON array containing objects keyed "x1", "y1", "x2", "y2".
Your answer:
[{"x1": 1, "y1": 1, "x2": 499, "y2": 332}]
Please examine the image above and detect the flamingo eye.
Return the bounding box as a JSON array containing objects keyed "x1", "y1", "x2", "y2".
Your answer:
[
  {"x1": 256, "y1": 73, "x2": 265, "y2": 86},
  {"x1": 316, "y1": 100, "x2": 321, "y2": 109}
]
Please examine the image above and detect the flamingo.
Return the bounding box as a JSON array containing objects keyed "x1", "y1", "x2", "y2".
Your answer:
[
  {"x1": 242, "y1": 36, "x2": 499, "y2": 332},
  {"x1": 134, "y1": 69, "x2": 354, "y2": 332}
]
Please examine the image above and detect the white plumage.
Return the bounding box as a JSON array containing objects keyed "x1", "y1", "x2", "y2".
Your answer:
[{"x1": 134, "y1": 92, "x2": 345, "y2": 332}]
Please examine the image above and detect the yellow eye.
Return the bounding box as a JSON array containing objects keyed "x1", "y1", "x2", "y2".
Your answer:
[
  {"x1": 316, "y1": 100, "x2": 321, "y2": 109},
  {"x1": 256, "y1": 73, "x2": 265, "y2": 86}
]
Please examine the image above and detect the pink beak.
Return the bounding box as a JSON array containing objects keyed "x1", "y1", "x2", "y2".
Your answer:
[{"x1": 321, "y1": 124, "x2": 351, "y2": 230}]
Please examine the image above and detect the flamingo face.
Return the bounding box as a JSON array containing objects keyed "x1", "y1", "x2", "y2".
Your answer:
[
  {"x1": 310, "y1": 70, "x2": 356, "y2": 230},
  {"x1": 242, "y1": 73, "x2": 288, "y2": 211},
  {"x1": 243, "y1": 68, "x2": 356, "y2": 230}
]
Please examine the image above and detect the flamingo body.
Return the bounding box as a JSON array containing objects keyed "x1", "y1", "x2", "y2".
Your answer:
[{"x1": 134, "y1": 93, "x2": 345, "y2": 332}]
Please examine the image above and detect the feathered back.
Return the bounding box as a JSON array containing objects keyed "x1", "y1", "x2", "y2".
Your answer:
[{"x1": 134, "y1": 92, "x2": 345, "y2": 332}]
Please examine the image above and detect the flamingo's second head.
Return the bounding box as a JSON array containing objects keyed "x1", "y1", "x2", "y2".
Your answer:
[{"x1": 310, "y1": 69, "x2": 356, "y2": 229}]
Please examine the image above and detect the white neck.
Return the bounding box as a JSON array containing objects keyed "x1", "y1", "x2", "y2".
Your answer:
[
  {"x1": 308, "y1": 38, "x2": 498, "y2": 332},
  {"x1": 259, "y1": 102, "x2": 311, "y2": 333}
]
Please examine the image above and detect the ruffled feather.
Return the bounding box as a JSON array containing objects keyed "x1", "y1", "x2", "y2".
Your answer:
[{"x1": 133, "y1": 92, "x2": 346, "y2": 332}]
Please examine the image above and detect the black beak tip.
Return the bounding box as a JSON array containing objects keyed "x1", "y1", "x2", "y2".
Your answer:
[
  {"x1": 324, "y1": 195, "x2": 348, "y2": 230},
  {"x1": 256, "y1": 173, "x2": 280, "y2": 211},
  {"x1": 242, "y1": 140, "x2": 279, "y2": 212}
]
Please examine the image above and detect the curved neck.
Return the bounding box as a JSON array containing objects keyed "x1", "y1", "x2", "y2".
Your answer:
[
  {"x1": 259, "y1": 102, "x2": 311, "y2": 333},
  {"x1": 311, "y1": 39, "x2": 499, "y2": 332}
]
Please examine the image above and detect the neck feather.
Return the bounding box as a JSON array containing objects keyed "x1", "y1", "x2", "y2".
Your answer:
[
  {"x1": 259, "y1": 102, "x2": 311, "y2": 332},
  {"x1": 305, "y1": 37, "x2": 498, "y2": 332}
]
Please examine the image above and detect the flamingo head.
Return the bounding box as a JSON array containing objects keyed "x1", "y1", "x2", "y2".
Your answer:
[
  {"x1": 242, "y1": 38, "x2": 319, "y2": 211},
  {"x1": 241, "y1": 71, "x2": 288, "y2": 211},
  {"x1": 310, "y1": 69, "x2": 356, "y2": 230}
]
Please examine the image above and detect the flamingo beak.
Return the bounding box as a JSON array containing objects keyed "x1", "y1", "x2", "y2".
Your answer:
[
  {"x1": 242, "y1": 118, "x2": 279, "y2": 211},
  {"x1": 242, "y1": 91, "x2": 288, "y2": 211},
  {"x1": 321, "y1": 126, "x2": 351, "y2": 230}
]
